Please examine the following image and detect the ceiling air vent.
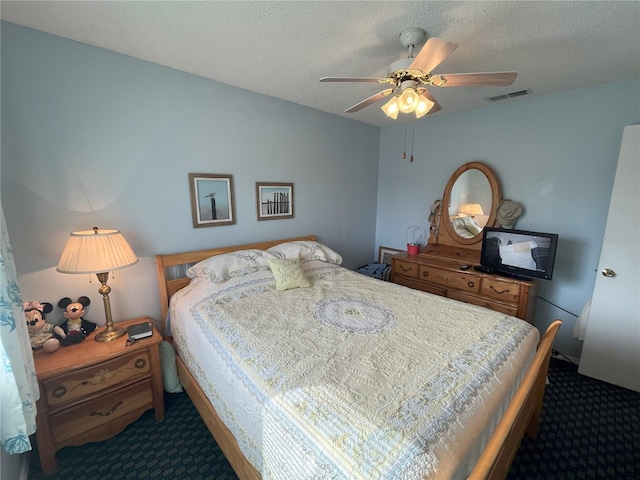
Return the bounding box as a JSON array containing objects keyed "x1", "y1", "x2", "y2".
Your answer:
[{"x1": 485, "y1": 89, "x2": 533, "y2": 103}]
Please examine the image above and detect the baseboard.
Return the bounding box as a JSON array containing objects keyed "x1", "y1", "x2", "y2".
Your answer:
[{"x1": 551, "y1": 351, "x2": 579, "y2": 365}]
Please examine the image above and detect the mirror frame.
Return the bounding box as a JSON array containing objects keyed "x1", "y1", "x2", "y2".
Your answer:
[{"x1": 440, "y1": 161, "x2": 501, "y2": 246}]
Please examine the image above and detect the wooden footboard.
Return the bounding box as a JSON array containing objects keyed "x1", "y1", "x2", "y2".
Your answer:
[
  {"x1": 468, "y1": 320, "x2": 562, "y2": 480},
  {"x1": 156, "y1": 236, "x2": 561, "y2": 480}
]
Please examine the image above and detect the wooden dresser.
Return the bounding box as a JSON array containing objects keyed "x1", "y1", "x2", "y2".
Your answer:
[
  {"x1": 33, "y1": 317, "x2": 164, "y2": 475},
  {"x1": 391, "y1": 245, "x2": 538, "y2": 323}
]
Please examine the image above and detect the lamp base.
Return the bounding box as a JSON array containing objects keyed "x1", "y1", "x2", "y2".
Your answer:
[{"x1": 95, "y1": 325, "x2": 126, "y2": 342}]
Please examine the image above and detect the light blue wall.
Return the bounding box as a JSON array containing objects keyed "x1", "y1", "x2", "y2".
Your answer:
[
  {"x1": 376, "y1": 79, "x2": 640, "y2": 359},
  {"x1": 2, "y1": 22, "x2": 638, "y2": 360},
  {"x1": 1, "y1": 22, "x2": 380, "y2": 324}
]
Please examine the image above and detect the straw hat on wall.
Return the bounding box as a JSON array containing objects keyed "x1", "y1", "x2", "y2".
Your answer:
[{"x1": 495, "y1": 199, "x2": 522, "y2": 228}]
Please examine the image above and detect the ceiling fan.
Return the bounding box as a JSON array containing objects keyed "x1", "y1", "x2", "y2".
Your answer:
[{"x1": 319, "y1": 27, "x2": 517, "y2": 119}]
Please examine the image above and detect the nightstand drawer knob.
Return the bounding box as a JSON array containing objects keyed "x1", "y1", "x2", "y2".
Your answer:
[
  {"x1": 90, "y1": 400, "x2": 123, "y2": 417},
  {"x1": 467, "y1": 281, "x2": 475, "y2": 288},
  {"x1": 52, "y1": 386, "x2": 68, "y2": 399},
  {"x1": 422, "y1": 271, "x2": 429, "y2": 277}
]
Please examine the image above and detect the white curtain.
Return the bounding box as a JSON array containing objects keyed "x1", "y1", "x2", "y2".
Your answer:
[{"x1": 1, "y1": 203, "x2": 39, "y2": 454}]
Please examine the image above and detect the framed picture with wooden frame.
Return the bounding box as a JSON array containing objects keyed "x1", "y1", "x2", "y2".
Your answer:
[
  {"x1": 188, "y1": 173, "x2": 236, "y2": 228},
  {"x1": 256, "y1": 182, "x2": 294, "y2": 221},
  {"x1": 378, "y1": 246, "x2": 402, "y2": 264}
]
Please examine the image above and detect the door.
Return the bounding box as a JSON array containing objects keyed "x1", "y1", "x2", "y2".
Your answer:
[{"x1": 578, "y1": 125, "x2": 640, "y2": 392}]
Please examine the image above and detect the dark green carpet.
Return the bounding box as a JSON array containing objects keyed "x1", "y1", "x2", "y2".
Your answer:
[{"x1": 29, "y1": 359, "x2": 639, "y2": 479}]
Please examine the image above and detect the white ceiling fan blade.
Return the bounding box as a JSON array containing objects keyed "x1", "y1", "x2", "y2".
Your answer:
[
  {"x1": 436, "y1": 72, "x2": 517, "y2": 87},
  {"x1": 319, "y1": 76, "x2": 393, "y2": 85},
  {"x1": 409, "y1": 37, "x2": 458, "y2": 73},
  {"x1": 345, "y1": 88, "x2": 394, "y2": 113}
]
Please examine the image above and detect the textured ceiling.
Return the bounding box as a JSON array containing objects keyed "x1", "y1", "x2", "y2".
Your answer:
[{"x1": 2, "y1": 1, "x2": 639, "y2": 127}]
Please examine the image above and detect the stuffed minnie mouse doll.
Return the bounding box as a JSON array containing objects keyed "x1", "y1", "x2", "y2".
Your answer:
[
  {"x1": 57, "y1": 296, "x2": 97, "y2": 345},
  {"x1": 24, "y1": 301, "x2": 66, "y2": 353}
]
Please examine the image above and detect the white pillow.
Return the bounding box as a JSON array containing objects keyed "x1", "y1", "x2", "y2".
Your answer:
[
  {"x1": 267, "y1": 240, "x2": 342, "y2": 265},
  {"x1": 465, "y1": 219, "x2": 482, "y2": 235},
  {"x1": 187, "y1": 249, "x2": 279, "y2": 283},
  {"x1": 451, "y1": 218, "x2": 471, "y2": 237}
]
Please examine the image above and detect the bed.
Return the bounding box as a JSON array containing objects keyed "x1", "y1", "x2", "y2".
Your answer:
[{"x1": 156, "y1": 235, "x2": 560, "y2": 480}]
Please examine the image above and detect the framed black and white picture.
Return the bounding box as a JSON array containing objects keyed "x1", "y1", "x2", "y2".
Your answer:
[
  {"x1": 256, "y1": 182, "x2": 294, "y2": 221},
  {"x1": 378, "y1": 246, "x2": 402, "y2": 264},
  {"x1": 189, "y1": 173, "x2": 236, "y2": 228}
]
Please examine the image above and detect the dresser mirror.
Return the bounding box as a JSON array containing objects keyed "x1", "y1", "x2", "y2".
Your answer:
[
  {"x1": 437, "y1": 161, "x2": 501, "y2": 247},
  {"x1": 392, "y1": 160, "x2": 536, "y2": 322}
]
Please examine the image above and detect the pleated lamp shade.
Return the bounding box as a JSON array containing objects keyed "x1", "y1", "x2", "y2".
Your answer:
[
  {"x1": 57, "y1": 228, "x2": 138, "y2": 274},
  {"x1": 459, "y1": 203, "x2": 485, "y2": 216}
]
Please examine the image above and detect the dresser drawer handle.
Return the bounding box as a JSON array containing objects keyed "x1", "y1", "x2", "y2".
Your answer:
[
  {"x1": 467, "y1": 281, "x2": 475, "y2": 288},
  {"x1": 90, "y1": 400, "x2": 123, "y2": 417},
  {"x1": 400, "y1": 265, "x2": 413, "y2": 273},
  {"x1": 490, "y1": 285, "x2": 511, "y2": 295},
  {"x1": 422, "y1": 271, "x2": 429, "y2": 277}
]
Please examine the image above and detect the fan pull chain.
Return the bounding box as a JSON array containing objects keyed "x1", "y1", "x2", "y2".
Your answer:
[
  {"x1": 402, "y1": 123, "x2": 407, "y2": 159},
  {"x1": 409, "y1": 122, "x2": 415, "y2": 162}
]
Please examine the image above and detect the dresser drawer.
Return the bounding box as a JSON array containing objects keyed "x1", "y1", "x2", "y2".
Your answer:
[
  {"x1": 395, "y1": 276, "x2": 447, "y2": 296},
  {"x1": 51, "y1": 378, "x2": 153, "y2": 444},
  {"x1": 394, "y1": 259, "x2": 419, "y2": 279},
  {"x1": 419, "y1": 265, "x2": 480, "y2": 294},
  {"x1": 447, "y1": 290, "x2": 519, "y2": 317},
  {"x1": 43, "y1": 351, "x2": 150, "y2": 407},
  {"x1": 481, "y1": 278, "x2": 522, "y2": 304}
]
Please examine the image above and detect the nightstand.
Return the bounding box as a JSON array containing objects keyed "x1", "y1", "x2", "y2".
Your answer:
[{"x1": 33, "y1": 317, "x2": 164, "y2": 475}]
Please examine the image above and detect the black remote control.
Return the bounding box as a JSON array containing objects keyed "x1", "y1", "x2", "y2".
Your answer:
[{"x1": 473, "y1": 265, "x2": 494, "y2": 274}]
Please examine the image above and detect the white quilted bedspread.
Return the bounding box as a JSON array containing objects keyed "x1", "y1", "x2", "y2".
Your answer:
[{"x1": 169, "y1": 261, "x2": 538, "y2": 479}]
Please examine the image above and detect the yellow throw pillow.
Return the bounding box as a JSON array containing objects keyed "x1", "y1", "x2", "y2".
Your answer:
[{"x1": 268, "y1": 258, "x2": 311, "y2": 291}]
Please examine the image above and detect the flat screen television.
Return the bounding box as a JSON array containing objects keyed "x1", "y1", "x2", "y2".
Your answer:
[{"x1": 480, "y1": 227, "x2": 559, "y2": 280}]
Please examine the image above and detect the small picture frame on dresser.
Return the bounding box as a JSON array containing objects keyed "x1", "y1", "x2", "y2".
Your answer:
[{"x1": 379, "y1": 246, "x2": 402, "y2": 264}]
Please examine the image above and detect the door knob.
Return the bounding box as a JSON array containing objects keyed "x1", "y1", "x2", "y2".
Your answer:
[{"x1": 601, "y1": 268, "x2": 616, "y2": 278}]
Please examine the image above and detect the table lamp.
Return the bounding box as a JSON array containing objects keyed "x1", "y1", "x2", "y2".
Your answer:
[
  {"x1": 57, "y1": 227, "x2": 138, "y2": 342},
  {"x1": 459, "y1": 203, "x2": 484, "y2": 217}
]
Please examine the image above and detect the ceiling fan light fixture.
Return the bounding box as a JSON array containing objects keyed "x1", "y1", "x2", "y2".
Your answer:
[
  {"x1": 415, "y1": 92, "x2": 435, "y2": 118},
  {"x1": 430, "y1": 75, "x2": 447, "y2": 87},
  {"x1": 398, "y1": 87, "x2": 419, "y2": 113},
  {"x1": 381, "y1": 96, "x2": 400, "y2": 119}
]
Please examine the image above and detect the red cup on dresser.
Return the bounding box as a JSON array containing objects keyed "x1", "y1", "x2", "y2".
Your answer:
[{"x1": 407, "y1": 243, "x2": 420, "y2": 255}]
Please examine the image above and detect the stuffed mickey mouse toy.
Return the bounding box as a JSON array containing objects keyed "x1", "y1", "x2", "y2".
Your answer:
[{"x1": 57, "y1": 296, "x2": 97, "y2": 345}]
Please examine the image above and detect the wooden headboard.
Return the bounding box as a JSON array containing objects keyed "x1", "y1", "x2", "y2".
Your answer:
[{"x1": 155, "y1": 235, "x2": 316, "y2": 328}]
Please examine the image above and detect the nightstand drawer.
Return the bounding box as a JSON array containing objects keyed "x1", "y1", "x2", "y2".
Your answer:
[
  {"x1": 481, "y1": 278, "x2": 521, "y2": 304},
  {"x1": 51, "y1": 378, "x2": 153, "y2": 444},
  {"x1": 44, "y1": 351, "x2": 150, "y2": 407},
  {"x1": 419, "y1": 265, "x2": 480, "y2": 294},
  {"x1": 394, "y1": 259, "x2": 419, "y2": 278}
]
